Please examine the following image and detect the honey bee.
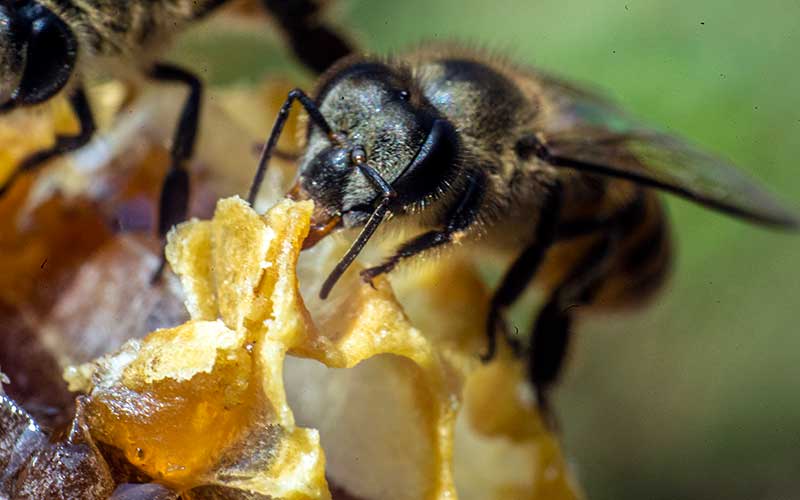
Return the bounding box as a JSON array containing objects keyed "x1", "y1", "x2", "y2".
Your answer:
[
  {"x1": 247, "y1": 45, "x2": 799, "y2": 416},
  {"x1": 0, "y1": 0, "x2": 351, "y2": 267}
]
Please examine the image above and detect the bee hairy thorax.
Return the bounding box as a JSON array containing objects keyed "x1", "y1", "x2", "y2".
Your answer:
[
  {"x1": 40, "y1": 0, "x2": 228, "y2": 57},
  {"x1": 410, "y1": 56, "x2": 552, "y2": 234},
  {"x1": 415, "y1": 58, "x2": 532, "y2": 145}
]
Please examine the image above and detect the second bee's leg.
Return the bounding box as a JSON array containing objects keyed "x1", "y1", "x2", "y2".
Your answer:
[
  {"x1": 0, "y1": 87, "x2": 95, "y2": 196},
  {"x1": 261, "y1": 0, "x2": 353, "y2": 73},
  {"x1": 148, "y1": 64, "x2": 202, "y2": 281}
]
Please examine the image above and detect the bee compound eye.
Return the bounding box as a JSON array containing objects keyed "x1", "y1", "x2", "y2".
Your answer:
[
  {"x1": 0, "y1": 4, "x2": 25, "y2": 105},
  {"x1": 351, "y1": 146, "x2": 367, "y2": 166}
]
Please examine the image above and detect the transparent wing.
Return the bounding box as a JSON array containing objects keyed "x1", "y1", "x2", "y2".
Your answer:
[{"x1": 534, "y1": 74, "x2": 799, "y2": 229}]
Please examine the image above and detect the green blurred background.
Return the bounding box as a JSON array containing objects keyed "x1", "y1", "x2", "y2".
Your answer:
[{"x1": 177, "y1": 1, "x2": 800, "y2": 498}]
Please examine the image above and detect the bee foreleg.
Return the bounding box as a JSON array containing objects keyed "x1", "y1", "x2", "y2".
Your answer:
[
  {"x1": 261, "y1": 0, "x2": 353, "y2": 74},
  {"x1": 360, "y1": 171, "x2": 486, "y2": 284},
  {"x1": 148, "y1": 64, "x2": 202, "y2": 283},
  {"x1": 482, "y1": 185, "x2": 563, "y2": 362},
  {"x1": 0, "y1": 86, "x2": 95, "y2": 196}
]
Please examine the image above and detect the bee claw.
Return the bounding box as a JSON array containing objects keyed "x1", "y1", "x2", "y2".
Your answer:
[
  {"x1": 361, "y1": 276, "x2": 377, "y2": 290},
  {"x1": 359, "y1": 268, "x2": 378, "y2": 288},
  {"x1": 360, "y1": 264, "x2": 393, "y2": 290},
  {"x1": 481, "y1": 313, "x2": 525, "y2": 363}
]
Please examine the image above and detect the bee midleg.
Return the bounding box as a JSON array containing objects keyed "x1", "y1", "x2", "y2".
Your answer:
[
  {"x1": 0, "y1": 86, "x2": 96, "y2": 196},
  {"x1": 527, "y1": 187, "x2": 650, "y2": 420},
  {"x1": 148, "y1": 64, "x2": 202, "y2": 282},
  {"x1": 360, "y1": 171, "x2": 487, "y2": 283},
  {"x1": 260, "y1": 0, "x2": 353, "y2": 73},
  {"x1": 482, "y1": 184, "x2": 563, "y2": 361},
  {"x1": 528, "y1": 233, "x2": 618, "y2": 421}
]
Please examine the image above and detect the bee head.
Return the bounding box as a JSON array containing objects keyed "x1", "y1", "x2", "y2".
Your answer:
[
  {"x1": 290, "y1": 61, "x2": 459, "y2": 244},
  {"x1": 0, "y1": 2, "x2": 77, "y2": 110}
]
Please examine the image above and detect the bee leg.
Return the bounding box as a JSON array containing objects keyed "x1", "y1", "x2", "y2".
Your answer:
[
  {"x1": 483, "y1": 239, "x2": 555, "y2": 361},
  {"x1": 482, "y1": 186, "x2": 562, "y2": 362},
  {"x1": 261, "y1": 0, "x2": 353, "y2": 74},
  {"x1": 529, "y1": 234, "x2": 616, "y2": 426},
  {"x1": 359, "y1": 171, "x2": 486, "y2": 284},
  {"x1": 0, "y1": 86, "x2": 95, "y2": 196},
  {"x1": 148, "y1": 64, "x2": 202, "y2": 283},
  {"x1": 528, "y1": 297, "x2": 571, "y2": 428}
]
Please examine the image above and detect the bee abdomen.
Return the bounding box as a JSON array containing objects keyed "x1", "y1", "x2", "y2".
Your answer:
[{"x1": 592, "y1": 192, "x2": 672, "y2": 309}]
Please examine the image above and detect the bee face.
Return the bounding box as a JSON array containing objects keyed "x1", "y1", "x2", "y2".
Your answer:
[{"x1": 295, "y1": 62, "x2": 459, "y2": 230}]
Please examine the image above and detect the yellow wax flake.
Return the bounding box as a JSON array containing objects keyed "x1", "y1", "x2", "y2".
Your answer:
[
  {"x1": 165, "y1": 221, "x2": 216, "y2": 321},
  {"x1": 210, "y1": 196, "x2": 278, "y2": 332},
  {"x1": 121, "y1": 320, "x2": 247, "y2": 386},
  {"x1": 254, "y1": 197, "x2": 315, "y2": 346}
]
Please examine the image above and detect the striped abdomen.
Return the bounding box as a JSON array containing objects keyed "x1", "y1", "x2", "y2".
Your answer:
[{"x1": 537, "y1": 179, "x2": 672, "y2": 311}]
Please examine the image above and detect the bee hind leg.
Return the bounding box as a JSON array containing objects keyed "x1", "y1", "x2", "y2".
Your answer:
[
  {"x1": 0, "y1": 86, "x2": 95, "y2": 197},
  {"x1": 147, "y1": 64, "x2": 201, "y2": 284},
  {"x1": 528, "y1": 298, "x2": 572, "y2": 427}
]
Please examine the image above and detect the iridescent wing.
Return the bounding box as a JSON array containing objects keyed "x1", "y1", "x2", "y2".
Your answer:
[{"x1": 533, "y1": 73, "x2": 799, "y2": 229}]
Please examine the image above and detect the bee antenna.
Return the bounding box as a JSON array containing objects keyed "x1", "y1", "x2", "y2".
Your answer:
[
  {"x1": 319, "y1": 163, "x2": 397, "y2": 299},
  {"x1": 247, "y1": 88, "x2": 336, "y2": 205}
]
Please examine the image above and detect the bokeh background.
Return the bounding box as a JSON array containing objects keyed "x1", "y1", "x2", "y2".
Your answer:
[{"x1": 174, "y1": 1, "x2": 800, "y2": 498}]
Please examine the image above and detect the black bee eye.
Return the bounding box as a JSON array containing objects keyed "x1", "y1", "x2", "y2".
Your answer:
[
  {"x1": 351, "y1": 146, "x2": 367, "y2": 165},
  {"x1": 398, "y1": 90, "x2": 410, "y2": 101},
  {"x1": 15, "y1": 8, "x2": 78, "y2": 105}
]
